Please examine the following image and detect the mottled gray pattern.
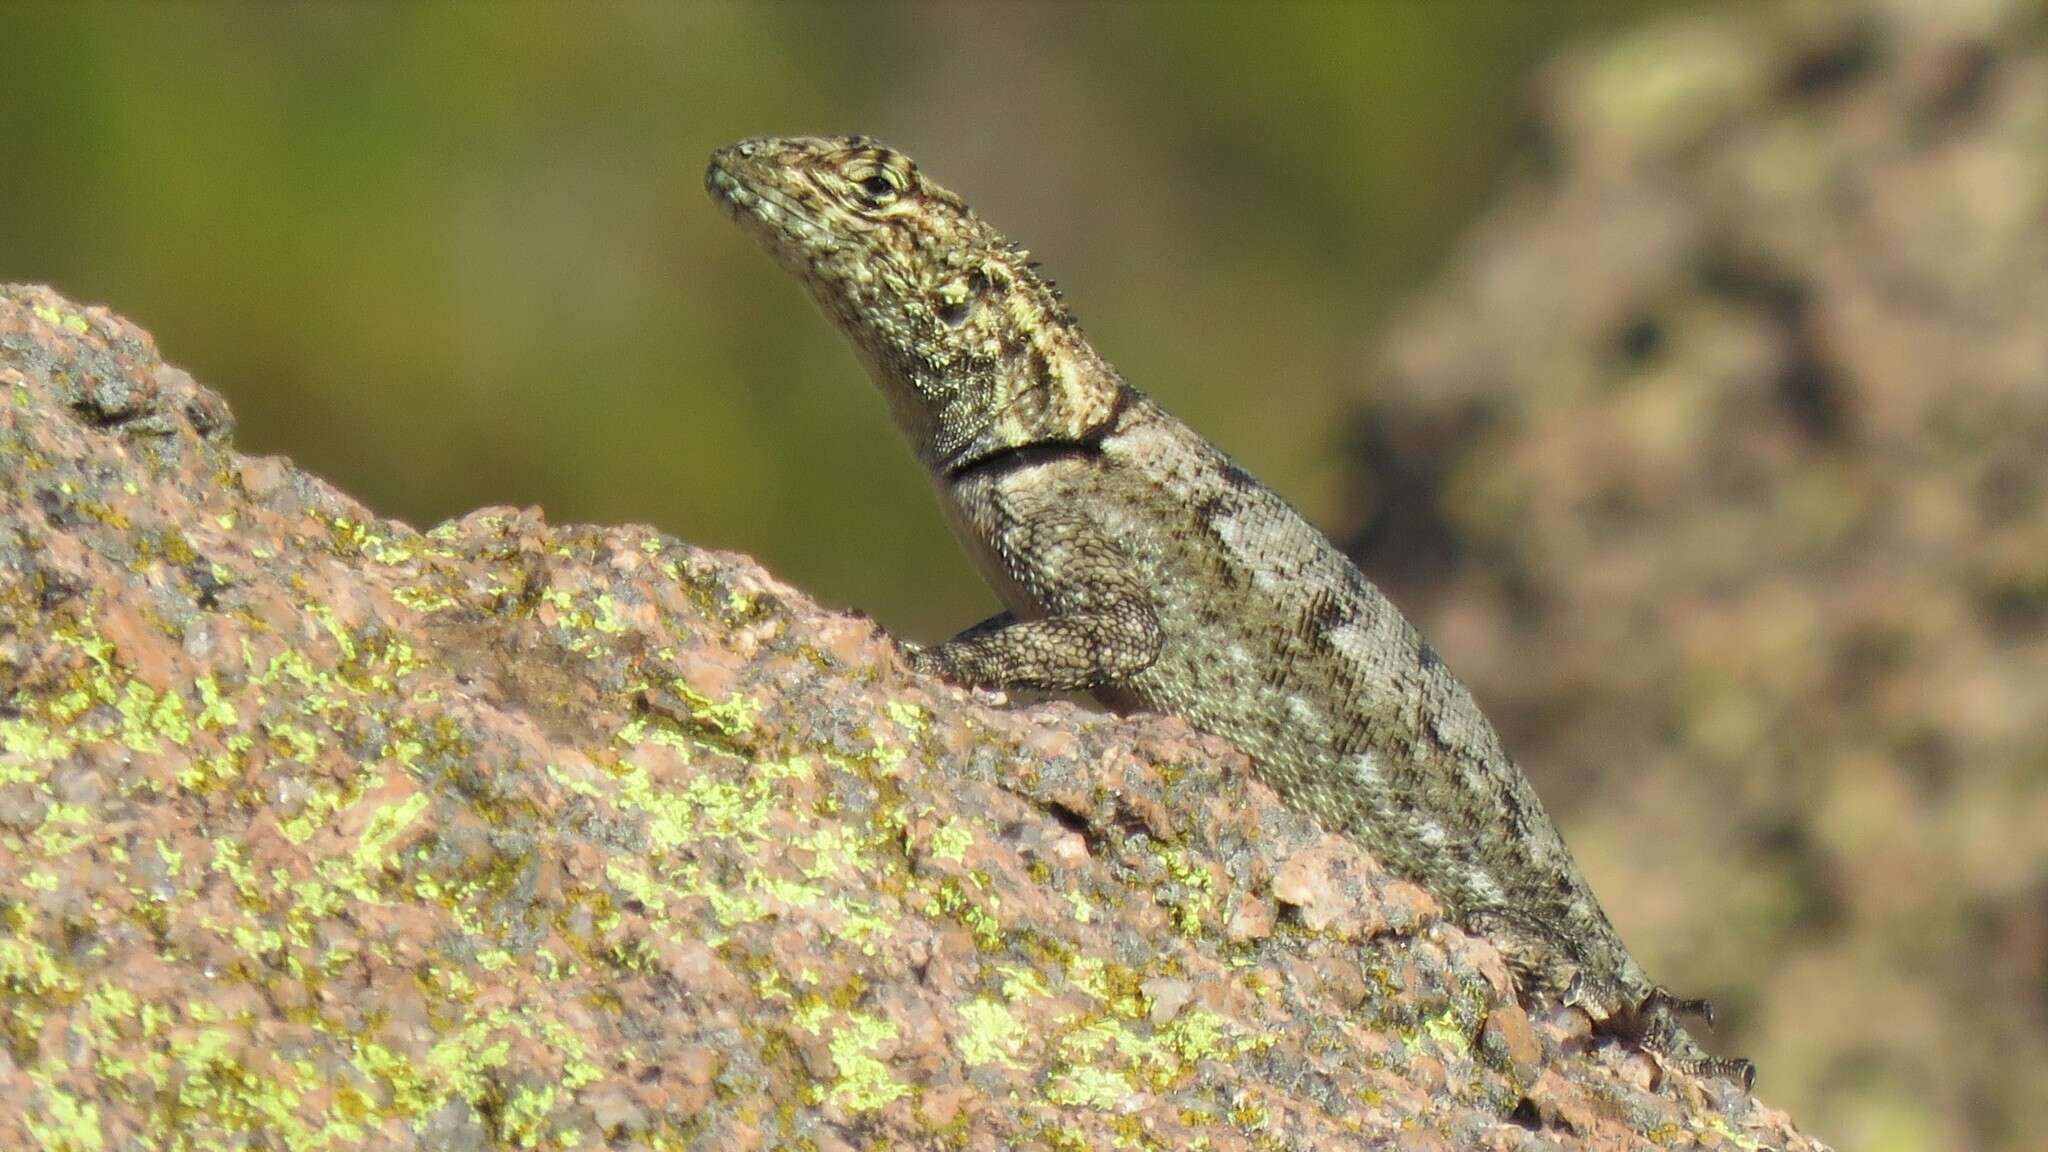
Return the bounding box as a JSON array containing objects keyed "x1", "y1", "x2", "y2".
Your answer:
[{"x1": 707, "y1": 135, "x2": 1752, "y2": 1087}]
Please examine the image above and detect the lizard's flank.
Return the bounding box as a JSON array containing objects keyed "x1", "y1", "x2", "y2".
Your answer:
[{"x1": 708, "y1": 134, "x2": 1754, "y2": 1088}]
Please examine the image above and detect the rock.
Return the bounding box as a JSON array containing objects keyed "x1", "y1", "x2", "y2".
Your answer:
[
  {"x1": 0, "y1": 284, "x2": 1823, "y2": 1147},
  {"x1": 1480, "y1": 1004, "x2": 1543, "y2": 1085}
]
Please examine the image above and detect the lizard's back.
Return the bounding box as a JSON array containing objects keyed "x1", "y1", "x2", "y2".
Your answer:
[{"x1": 950, "y1": 393, "x2": 1647, "y2": 1006}]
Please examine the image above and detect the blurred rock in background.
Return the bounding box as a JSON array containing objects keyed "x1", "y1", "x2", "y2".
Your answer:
[{"x1": 1343, "y1": 2, "x2": 2047, "y2": 1149}]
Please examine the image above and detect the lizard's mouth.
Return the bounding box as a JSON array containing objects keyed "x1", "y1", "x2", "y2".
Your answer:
[{"x1": 705, "y1": 153, "x2": 840, "y2": 259}]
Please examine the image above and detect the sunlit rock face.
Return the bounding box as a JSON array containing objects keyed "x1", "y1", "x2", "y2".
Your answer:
[{"x1": 0, "y1": 285, "x2": 1824, "y2": 1147}]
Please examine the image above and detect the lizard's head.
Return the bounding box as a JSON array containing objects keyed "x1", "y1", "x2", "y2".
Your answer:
[{"x1": 707, "y1": 135, "x2": 1119, "y2": 471}]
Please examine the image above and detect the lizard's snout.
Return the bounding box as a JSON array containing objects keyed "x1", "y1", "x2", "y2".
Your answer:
[
  {"x1": 705, "y1": 139, "x2": 782, "y2": 215},
  {"x1": 705, "y1": 138, "x2": 769, "y2": 186},
  {"x1": 703, "y1": 150, "x2": 749, "y2": 214}
]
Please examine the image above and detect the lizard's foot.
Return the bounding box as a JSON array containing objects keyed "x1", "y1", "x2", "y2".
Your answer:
[
  {"x1": 895, "y1": 638, "x2": 962, "y2": 682},
  {"x1": 896, "y1": 638, "x2": 937, "y2": 673},
  {"x1": 1630, "y1": 987, "x2": 1755, "y2": 1091},
  {"x1": 897, "y1": 638, "x2": 996, "y2": 694}
]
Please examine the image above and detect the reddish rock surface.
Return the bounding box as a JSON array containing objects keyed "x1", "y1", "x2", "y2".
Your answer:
[
  {"x1": 1344, "y1": 2, "x2": 2047, "y2": 1148},
  {"x1": 0, "y1": 285, "x2": 1827, "y2": 1148}
]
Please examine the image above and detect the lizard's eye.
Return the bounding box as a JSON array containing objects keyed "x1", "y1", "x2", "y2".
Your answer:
[
  {"x1": 845, "y1": 159, "x2": 908, "y2": 209},
  {"x1": 856, "y1": 173, "x2": 901, "y2": 205}
]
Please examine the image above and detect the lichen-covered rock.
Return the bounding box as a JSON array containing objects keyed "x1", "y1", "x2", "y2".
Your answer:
[
  {"x1": 0, "y1": 285, "x2": 1825, "y2": 1149},
  {"x1": 1343, "y1": 2, "x2": 2048, "y2": 1148}
]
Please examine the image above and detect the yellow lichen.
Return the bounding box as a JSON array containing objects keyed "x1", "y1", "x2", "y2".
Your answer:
[
  {"x1": 1045, "y1": 1063, "x2": 1132, "y2": 1111},
  {"x1": 24, "y1": 1076, "x2": 104, "y2": 1152},
  {"x1": 823, "y1": 1012, "x2": 910, "y2": 1113},
  {"x1": 927, "y1": 817, "x2": 974, "y2": 864},
  {"x1": 956, "y1": 998, "x2": 1029, "y2": 1070}
]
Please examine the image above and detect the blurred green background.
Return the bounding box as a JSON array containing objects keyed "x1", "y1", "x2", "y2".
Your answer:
[{"x1": 1, "y1": 0, "x2": 1676, "y2": 640}]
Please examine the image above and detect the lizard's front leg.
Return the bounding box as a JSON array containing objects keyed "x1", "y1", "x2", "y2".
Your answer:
[
  {"x1": 904, "y1": 500, "x2": 1163, "y2": 693},
  {"x1": 906, "y1": 606, "x2": 1160, "y2": 692}
]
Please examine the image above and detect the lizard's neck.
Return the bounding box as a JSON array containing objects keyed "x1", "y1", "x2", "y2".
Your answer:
[{"x1": 873, "y1": 300, "x2": 1126, "y2": 475}]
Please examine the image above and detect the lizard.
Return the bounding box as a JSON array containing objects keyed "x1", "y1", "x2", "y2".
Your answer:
[{"x1": 705, "y1": 133, "x2": 1754, "y2": 1089}]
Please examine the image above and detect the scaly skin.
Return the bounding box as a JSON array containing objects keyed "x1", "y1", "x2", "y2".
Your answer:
[{"x1": 706, "y1": 134, "x2": 1753, "y2": 1088}]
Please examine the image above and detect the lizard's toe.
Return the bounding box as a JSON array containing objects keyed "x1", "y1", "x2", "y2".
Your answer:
[
  {"x1": 1643, "y1": 986, "x2": 1717, "y2": 1028},
  {"x1": 1688, "y1": 1055, "x2": 1756, "y2": 1091},
  {"x1": 897, "y1": 639, "x2": 953, "y2": 680},
  {"x1": 1653, "y1": 1041, "x2": 1756, "y2": 1091}
]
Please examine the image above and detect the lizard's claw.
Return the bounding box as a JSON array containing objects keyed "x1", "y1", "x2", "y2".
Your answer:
[{"x1": 1720, "y1": 1056, "x2": 1757, "y2": 1091}]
